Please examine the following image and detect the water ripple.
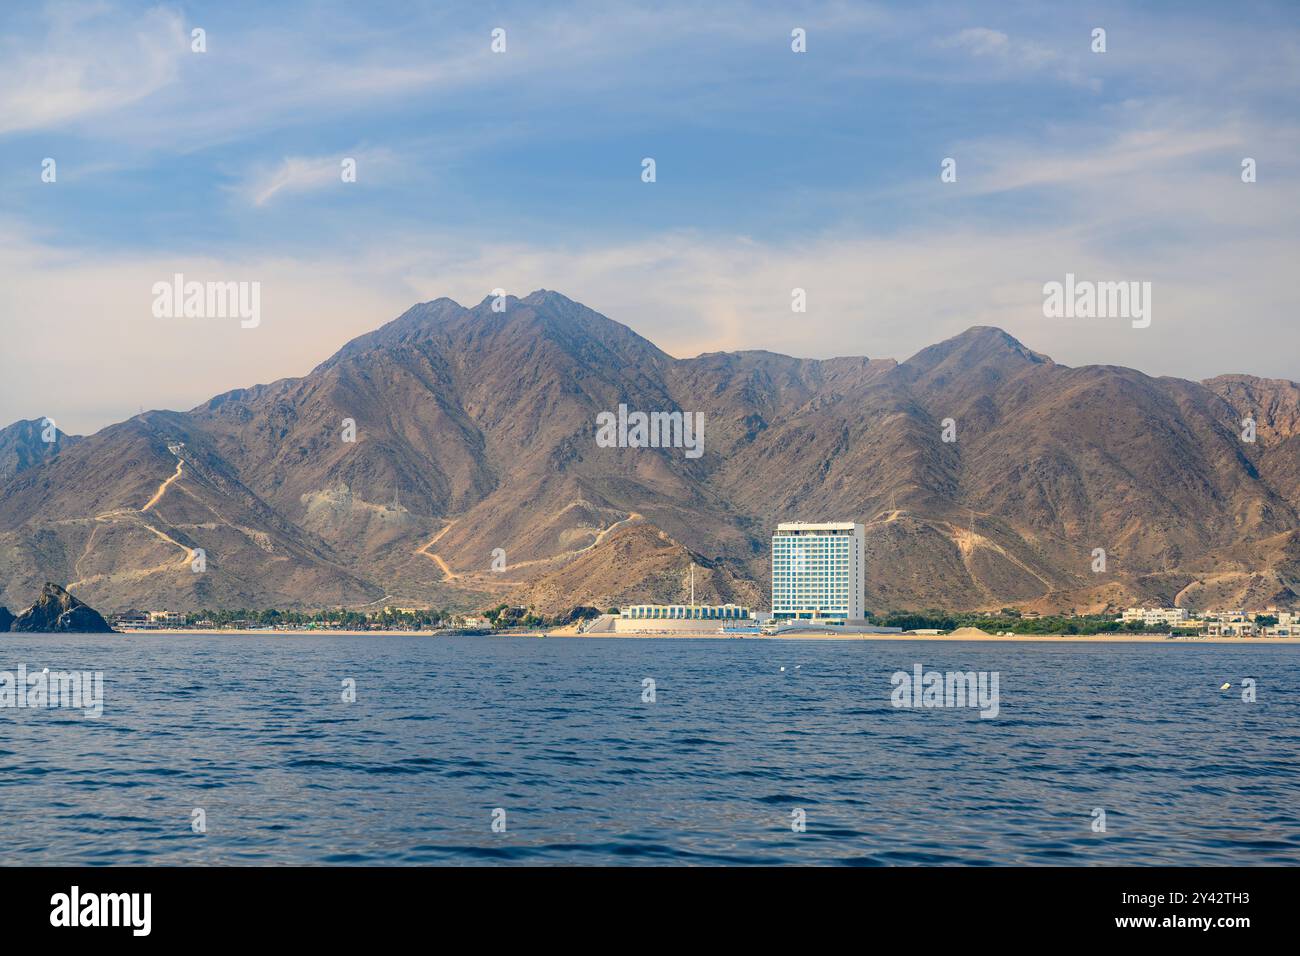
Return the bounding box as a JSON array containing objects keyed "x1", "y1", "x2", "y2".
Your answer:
[{"x1": 0, "y1": 635, "x2": 1297, "y2": 865}]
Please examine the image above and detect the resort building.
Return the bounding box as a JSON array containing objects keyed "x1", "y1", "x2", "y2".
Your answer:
[
  {"x1": 109, "y1": 611, "x2": 150, "y2": 629},
  {"x1": 620, "y1": 604, "x2": 752, "y2": 620},
  {"x1": 588, "y1": 603, "x2": 752, "y2": 634},
  {"x1": 110, "y1": 609, "x2": 185, "y2": 630},
  {"x1": 1204, "y1": 618, "x2": 1258, "y2": 637},
  {"x1": 1194, "y1": 607, "x2": 1299, "y2": 637},
  {"x1": 1120, "y1": 607, "x2": 1190, "y2": 628},
  {"x1": 1255, "y1": 607, "x2": 1295, "y2": 627},
  {"x1": 771, "y1": 521, "x2": 865, "y2": 622}
]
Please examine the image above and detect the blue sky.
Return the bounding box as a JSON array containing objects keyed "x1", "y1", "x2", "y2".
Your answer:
[{"x1": 2, "y1": 0, "x2": 1298, "y2": 432}]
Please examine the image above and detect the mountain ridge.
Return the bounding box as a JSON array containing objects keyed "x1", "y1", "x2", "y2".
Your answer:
[{"x1": 2, "y1": 291, "x2": 1296, "y2": 615}]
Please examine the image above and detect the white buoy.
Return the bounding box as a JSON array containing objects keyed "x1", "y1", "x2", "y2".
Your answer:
[
  {"x1": 1220, "y1": 682, "x2": 1231, "y2": 690},
  {"x1": 780, "y1": 666, "x2": 785, "y2": 672}
]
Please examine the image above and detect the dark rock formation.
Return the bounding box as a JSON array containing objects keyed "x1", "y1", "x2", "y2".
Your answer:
[{"x1": 8, "y1": 583, "x2": 114, "y2": 633}]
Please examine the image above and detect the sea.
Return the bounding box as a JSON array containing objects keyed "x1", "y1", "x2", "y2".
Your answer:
[{"x1": 1, "y1": 634, "x2": 1297, "y2": 865}]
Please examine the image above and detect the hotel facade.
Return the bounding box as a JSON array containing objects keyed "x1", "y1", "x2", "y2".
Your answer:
[
  {"x1": 620, "y1": 604, "x2": 752, "y2": 621},
  {"x1": 771, "y1": 522, "x2": 866, "y2": 621}
]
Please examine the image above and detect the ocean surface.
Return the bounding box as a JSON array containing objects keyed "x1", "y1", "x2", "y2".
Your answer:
[{"x1": 1, "y1": 634, "x2": 1297, "y2": 866}]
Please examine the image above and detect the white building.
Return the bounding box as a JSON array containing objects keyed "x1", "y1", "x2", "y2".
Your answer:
[
  {"x1": 1255, "y1": 607, "x2": 1295, "y2": 627},
  {"x1": 771, "y1": 521, "x2": 865, "y2": 622},
  {"x1": 1120, "y1": 607, "x2": 1189, "y2": 628},
  {"x1": 1195, "y1": 607, "x2": 1298, "y2": 637},
  {"x1": 621, "y1": 604, "x2": 751, "y2": 620},
  {"x1": 1205, "y1": 619, "x2": 1257, "y2": 637}
]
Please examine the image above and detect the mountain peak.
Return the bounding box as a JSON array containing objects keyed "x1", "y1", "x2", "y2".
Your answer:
[
  {"x1": 902, "y1": 326, "x2": 1054, "y2": 374},
  {"x1": 317, "y1": 289, "x2": 668, "y2": 380},
  {"x1": 0, "y1": 417, "x2": 80, "y2": 484},
  {"x1": 462, "y1": 290, "x2": 576, "y2": 311},
  {"x1": 521, "y1": 289, "x2": 574, "y2": 306},
  {"x1": 416, "y1": 295, "x2": 463, "y2": 310}
]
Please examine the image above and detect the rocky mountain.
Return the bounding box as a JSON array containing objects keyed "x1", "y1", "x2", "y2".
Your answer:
[
  {"x1": 5, "y1": 583, "x2": 114, "y2": 633},
  {"x1": 0, "y1": 290, "x2": 1296, "y2": 615},
  {"x1": 0, "y1": 418, "x2": 80, "y2": 484}
]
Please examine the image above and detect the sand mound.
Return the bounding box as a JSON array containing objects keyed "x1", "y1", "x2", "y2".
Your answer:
[{"x1": 947, "y1": 626, "x2": 992, "y2": 637}]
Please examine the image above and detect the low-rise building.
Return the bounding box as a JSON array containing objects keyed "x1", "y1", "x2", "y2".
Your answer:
[
  {"x1": 110, "y1": 611, "x2": 151, "y2": 629},
  {"x1": 1247, "y1": 607, "x2": 1297, "y2": 636},
  {"x1": 609, "y1": 604, "x2": 754, "y2": 634},
  {"x1": 1120, "y1": 607, "x2": 1189, "y2": 628},
  {"x1": 620, "y1": 604, "x2": 752, "y2": 620},
  {"x1": 1205, "y1": 619, "x2": 1257, "y2": 637},
  {"x1": 1193, "y1": 608, "x2": 1289, "y2": 636}
]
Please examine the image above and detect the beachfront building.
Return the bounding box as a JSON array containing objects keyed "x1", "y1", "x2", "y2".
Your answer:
[
  {"x1": 109, "y1": 611, "x2": 151, "y2": 629},
  {"x1": 1256, "y1": 608, "x2": 1296, "y2": 636},
  {"x1": 1253, "y1": 607, "x2": 1295, "y2": 629},
  {"x1": 1193, "y1": 607, "x2": 1300, "y2": 637},
  {"x1": 1120, "y1": 607, "x2": 1190, "y2": 628},
  {"x1": 620, "y1": 604, "x2": 752, "y2": 621},
  {"x1": 1204, "y1": 618, "x2": 1258, "y2": 637},
  {"x1": 771, "y1": 521, "x2": 865, "y2": 622}
]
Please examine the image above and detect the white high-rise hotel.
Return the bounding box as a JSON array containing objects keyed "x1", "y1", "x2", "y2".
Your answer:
[{"x1": 771, "y1": 522, "x2": 866, "y2": 622}]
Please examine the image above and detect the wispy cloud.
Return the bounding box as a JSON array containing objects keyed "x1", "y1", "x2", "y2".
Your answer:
[
  {"x1": 0, "y1": 5, "x2": 187, "y2": 134},
  {"x1": 1, "y1": 0, "x2": 1297, "y2": 433},
  {"x1": 6, "y1": 170, "x2": 1298, "y2": 435},
  {"x1": 237, "y1": 148, "x2": 397, "y2": 206},
  {"x1": 938, "y1": 26, "x2": 1100, "y2": 90}
]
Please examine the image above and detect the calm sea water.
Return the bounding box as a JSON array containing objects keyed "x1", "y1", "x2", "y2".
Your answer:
[{"x1": 1, "y1": 634, "x2": 1297, "y2": 865}]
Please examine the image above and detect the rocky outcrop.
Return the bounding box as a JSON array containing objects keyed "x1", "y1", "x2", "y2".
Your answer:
[{"x1": 7, "y1": 583, "x2": 114, "y2": 633}]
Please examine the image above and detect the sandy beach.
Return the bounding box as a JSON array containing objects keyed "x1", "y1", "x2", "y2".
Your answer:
[
  {"x1": 738, "y1": 633, "x2": 1300, "y2": 644},
  {"x1": 116, "y1": 628, "x2": 1299, "y2": 644}
]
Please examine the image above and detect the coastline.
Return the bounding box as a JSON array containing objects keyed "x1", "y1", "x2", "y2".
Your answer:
[
  {"x1": 115, "y1": 628, "x2": 1300, "y2": 643},
  {"x1": 554, "y1": 632, "x2": 1300, "y2": 643}
]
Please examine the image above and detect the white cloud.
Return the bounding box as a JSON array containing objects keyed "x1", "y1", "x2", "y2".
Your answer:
[
  {"x1": 0, "y1": 1, "x2": 901, "y2": 150},
  {"x1": 237, "y1": 148, "x2": 396, "y2": 206},
  {"x1": 1, "y1": 2, "x2": 1296, "y2": 435},
  {"x1": 0, "y1": 6, "x2": 187, "y2": 135},
  {"x1": 939, "y1": 25, "x2": 1100, "y2": 90},
  {"x1": 4, "y1": 192, "x2": 1297, "y2": 436},
  {"x1": 945, "y1": 27, "x2": 1011, "y2": 57}
]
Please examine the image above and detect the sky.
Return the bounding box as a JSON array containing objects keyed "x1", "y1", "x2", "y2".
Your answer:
[{"x1": 1, "y1": 0, "x2": 1298, "y2": 434}]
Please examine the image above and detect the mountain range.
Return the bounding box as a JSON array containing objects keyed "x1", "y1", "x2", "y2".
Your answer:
[{"x1": 2, "y1": 290, "x2": 1297, "y2": 616}]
